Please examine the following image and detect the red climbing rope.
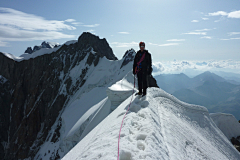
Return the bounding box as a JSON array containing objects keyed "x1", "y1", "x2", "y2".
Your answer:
[
  {"x1": 117, "y1": 75, "x2": 136, "y2": 160},
  {"x1": 117, "y1": 52, "x2": 146, "y2": 160}
]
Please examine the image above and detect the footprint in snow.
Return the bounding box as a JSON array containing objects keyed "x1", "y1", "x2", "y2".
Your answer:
[
  {"x1": 129, "y1": 104, "x2": 141, "y2": 113},
  {"x1": 120, "y1": 150, "x2": 132, "y2": 160}
]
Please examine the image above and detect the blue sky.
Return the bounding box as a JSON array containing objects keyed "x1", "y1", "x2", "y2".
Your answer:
[{"x1": 0, "y1": 0, "x2": 239, "y2": 63}]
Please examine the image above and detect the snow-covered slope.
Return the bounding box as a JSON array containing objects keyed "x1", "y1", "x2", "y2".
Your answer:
[
  {"x1": 63, "y1": 87, "x2": 240, "y2": 160},
  {"x1": 34, "y1": 49, "x2": 136, "y2": 159},
  {"x1": 210, "y1": 113, "x2": 240, "y2": 140}
]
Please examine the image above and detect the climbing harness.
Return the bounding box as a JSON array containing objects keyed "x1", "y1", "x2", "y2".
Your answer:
[{"x1": 134, "y1": 52, "x2": 146, "y2": 75}]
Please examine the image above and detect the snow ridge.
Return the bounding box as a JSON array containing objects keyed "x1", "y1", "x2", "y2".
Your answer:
[{"x1": 63, "y1": 87, "x2": 240, "y2": 160}]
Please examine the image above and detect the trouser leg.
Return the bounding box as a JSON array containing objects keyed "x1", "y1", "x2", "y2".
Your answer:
[
  {"x1": 142, "y1": 72, "x2": 147, "y2": 95},
  {"x1": 137, "y1": 71, "x2": 143, "y2": 93}
]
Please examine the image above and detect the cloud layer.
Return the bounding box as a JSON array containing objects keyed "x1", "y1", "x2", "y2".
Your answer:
[
  {"x1": 152, "y1": 60, "x2": 240, "y2": 76},
  {"x1": 0, "y1": 7, "x2": 78, "y2": 46}
]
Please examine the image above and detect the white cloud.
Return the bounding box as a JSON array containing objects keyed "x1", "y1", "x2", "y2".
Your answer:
[
  {"x1": 208, "y1": 11, "x2": 228, "y2": 16},
  {"x1": 149, "y1": 42, "x2": 159, "y2": 46},
  {"x1": 220, "y1": 37, "x2": 240, "y2": 40},
  {"x1": 195, "y1": 28, "x2": 212, "y2": 32},
  {"x1": 110, "y1": 41, "x2": 138, "y2": 48},
  {"x1": 82, "y1": 24, "x2": 99, "y2": 27},
  {"x1": 167, "y1": 39, "x2": 185, "y2": 42},
  {"x1": 71, "y1": 22, "x2": 82, "y2": 26},
  {"x1": 0, "y1": 7, "x2": 76, "y2": 31},
  {"x1": 202, "y1": 18, "x2": 209, "y2": 20},
  {"x1": 152, "y1": 62, "x2": 165, "y2": 74},
  {"x1": 228, "y1": 32, "x2": 240, "y2": 36},
  {"x1": 0, "y1": 7, "x2": 77, "y2": 46},
  {"x1": 191, "y1": 20, "x2": 199, "y2": 22},
  {"x1": 228, "y1": 10, "x2": 240, "y2": 18},
  {"x1": 118, "y1": 32, "x2": 130, "y2": 34},
  {"x1": 0, "y1": 25, "x2": 75, "y2": 42},
  {"x1": 159, "y1": 43, "x2": 179, "y2": 47},
  {"x1": 184, "y1": 32, "x2": 207, "y2": 35},
  {"x1": 208, "y1": 10, "x2": 240, "y2": 19},
  {"x1": 149, "y1": 42, "x2": 180, "y2": 47},
  {"x1": 201, "y1": 36, "x2": 212, "y2": 39},
  {"x1": 65, "y1": 19, "x2": 76, "y2": 22}
]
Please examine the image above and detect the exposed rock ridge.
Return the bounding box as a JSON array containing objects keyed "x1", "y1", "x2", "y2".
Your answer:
[{"x1": 78, "y1": 32, "x2": 117, "y2": 61}]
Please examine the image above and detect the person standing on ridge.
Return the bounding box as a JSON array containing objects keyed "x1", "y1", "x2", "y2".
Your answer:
[{"x1": 133, "y1": 42, "x2": 152, "y2": 97}]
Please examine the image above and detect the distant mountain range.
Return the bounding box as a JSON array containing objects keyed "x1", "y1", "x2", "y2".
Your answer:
[
  {"x1": 155, "y1": 71, "x2": 240, "y2": 120},
  {"x1": 24, "y1": 41, "x2": 60, "y2": 54}
]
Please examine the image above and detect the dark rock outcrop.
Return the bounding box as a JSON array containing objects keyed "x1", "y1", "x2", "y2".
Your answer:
[
  {"x1": 33, "y1": 45, "x2": 42, "y2": 52},
  {"x1": 24, "y1": 47, "x2": 33, "y2": 54},
  {"x1": 0, "y1": 76, "x2": 11, "y2": 158},
  {"x1": 0, "y1": 32, "x2": 117, "y2": 160},
  {"x1": 24, "y1": 41, "x2": 60, "y2": 54},
  {"x1": 148, "y1": 75, "x2": 159, "y2": 88},
  {"x1": 120, "y1": 48, "x2": 135, "y2": 69},
  {"x1": 78, "y1": 32, "x2": 117, "y2": 60},
  {"x1": 231, "y1": 136, "x2": 240, "y2": 152}
]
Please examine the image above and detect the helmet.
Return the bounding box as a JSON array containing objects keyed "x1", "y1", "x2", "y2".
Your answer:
[{"x1": 139, "y1": 42, "x2": 145, "y2": 47}]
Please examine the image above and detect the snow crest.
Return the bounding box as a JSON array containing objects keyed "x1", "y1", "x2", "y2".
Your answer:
[{"x1": 63, "y1": 87, "x2": 240, "y2": 160}]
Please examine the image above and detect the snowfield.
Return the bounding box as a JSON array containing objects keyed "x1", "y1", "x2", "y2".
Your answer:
[{"x1": 62, "y1": 87, "x2": 240, "y2": 160}]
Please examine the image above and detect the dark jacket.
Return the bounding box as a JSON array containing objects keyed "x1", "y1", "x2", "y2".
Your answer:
[{"x1": 133, "y1": 50, "x2": 152, "y2": 75}]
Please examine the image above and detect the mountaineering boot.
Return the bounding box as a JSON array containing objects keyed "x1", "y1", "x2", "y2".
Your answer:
[
  {"x1": 135, "y1": 92, "x2": 142, "y2": 96},
  {"x1": 142, "y1": 93, "x2": 146, "y2": 97}
]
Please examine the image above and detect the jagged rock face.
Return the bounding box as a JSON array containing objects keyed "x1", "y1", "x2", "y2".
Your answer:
[
  {"x1": 120, "y1": 49, "x2": 135, "y2": 69},
  {"x1": 0, "y1": 76, "x2": 11, "y2": 159},
  {"x1": 78, "y1": 32, "x2": 117, "y2": 61},
  {"x1": 24, "y1": 47, "x2": 33, "y2": 54},
  {"x1": 24, "y1": 41, "x2": 60, "y2": 54},
  {"x1": 0, "y1": 32, "x2": 117, "y2": 159}
]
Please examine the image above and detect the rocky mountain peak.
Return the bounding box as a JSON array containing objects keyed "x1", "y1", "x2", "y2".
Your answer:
[
  {"x1": 78, "y1": 32, "x2": 117, "y2": 60},
  {"x1": 120, "y1": 48, "x2": 136, "y2": 69},
  {"x1": 24, "y1": 41, "x2": 60, "y2": 54}
]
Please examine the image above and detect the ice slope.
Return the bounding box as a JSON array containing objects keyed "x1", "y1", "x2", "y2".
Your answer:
[
  {"x1": 210, "y1": 113, "x2": 240, "y2": 140},
  {"x1": 63, "y1": 87, "x2": 240, "y2": 160}
]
